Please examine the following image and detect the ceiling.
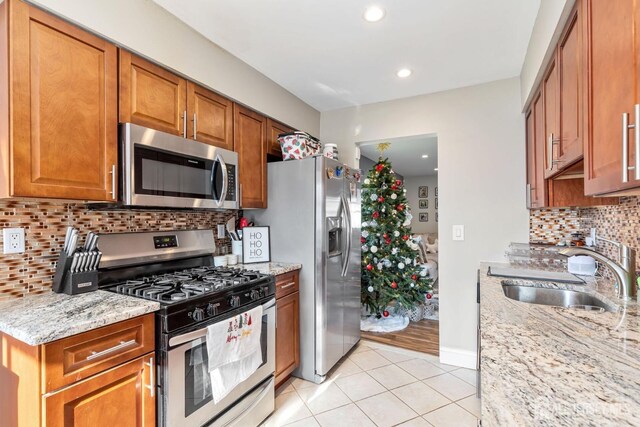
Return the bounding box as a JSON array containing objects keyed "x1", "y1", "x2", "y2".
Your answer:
[
  {"x1": 152, "y1": 0, "x2": 540, "y2": 112},
  {"x1": 359, "y1": 135, "x2": 438, "y2": 177}
]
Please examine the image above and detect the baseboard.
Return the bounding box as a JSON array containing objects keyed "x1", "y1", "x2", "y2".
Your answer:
[{"x1": 440, "y1": 347, "x2": 477, "y2": 369}]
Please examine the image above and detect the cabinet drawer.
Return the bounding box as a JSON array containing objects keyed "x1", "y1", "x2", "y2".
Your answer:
[
  {"x1": 42, "y1": 314, "x2": 154, "y2": 393},
  {"x1": 276, "y1": 271, "x2": 299, "y2": 299}
]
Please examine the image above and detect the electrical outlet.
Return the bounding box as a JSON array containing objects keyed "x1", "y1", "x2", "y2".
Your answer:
[
  {"x1": 3, "y1": 227, "x2": 25, "y2": 254},
  {"x1": 217, "y1": 224, "x2": 226, "y2": 239}
]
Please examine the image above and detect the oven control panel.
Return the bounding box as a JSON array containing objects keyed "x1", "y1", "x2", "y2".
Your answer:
[{"x1": 154, "y1": 235, "x2": 178, "y2": 249}]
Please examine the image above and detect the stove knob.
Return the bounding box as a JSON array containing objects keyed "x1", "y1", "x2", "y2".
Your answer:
[
  {"x1": 230, "y1": 295, "x2": 240, "y2": 308},
  {"x1": 207, "y1": 303, "x2": 219, "y2": 316},
  {"x1": 192, "y1": 307, "x2": 205, "y2": 322},
  {"x1": 250, "y1": 290, "x2": 259, "y2": 300}
]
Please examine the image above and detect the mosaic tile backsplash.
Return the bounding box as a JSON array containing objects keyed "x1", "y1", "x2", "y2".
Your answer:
[
  {"x1": 0, "y1": 200, "x2": 236, "y2": 300},
  {"x1": 529, "y1": 196, "x2": 640, "y2": 271}
]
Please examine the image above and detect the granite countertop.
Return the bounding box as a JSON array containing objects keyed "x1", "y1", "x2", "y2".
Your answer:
[
  {"x1": 234, "y1": 262, "x2": 302, "y2": 276},
  {"x1": 480, "y1": 262, "x2": 640, "y2": 426},
  {"x1": 0, "y1": 291, "x2": 160, "y2": 346}
]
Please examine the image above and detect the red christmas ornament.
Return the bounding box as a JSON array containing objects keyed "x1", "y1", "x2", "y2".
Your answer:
[
  {"x1": 411, "y1": 274, "x2": 418, "y2": 281},
  {"x1": 383, "y1": 233, "x2": 389, "y2": 239},
  {"x1": 378, "y1": 196, "x2": 385, "y2": 203},
  {"x1": 402, "y1": 235, "x2": 409, "y2": 241},
  {"x1": 391, "y1": 184, "x2": 398, "y2": 190},
  {"x1": 396, "y1": 204, "x2": 405, "y2": 211},
  {"x1": 385, "y1": 239, "x2": 391, "y2": 245},
  {"x1": 375, "y1": 164, "x2": 384, "y2": 172},
  {"x1": 426, "y1": 293, "x2": 433, "y2": 300},
  {"x1": 361, "y1": 237, "x2": 366, "y2": 243},
  {"x1": 395, "y1": 179, "x2": 402, "y2": 186},
  {"x1": 383, "y1": 310, "x2": 389, "y2": 317},
  {"x1": 366, "y1": 264, "x2": 373, "y2": 271},
  {"x1": 372, "y1": 211, "x2": 379, "y2": 219},
  {"x1": 391, "y1": 281, "x2": 398, "y2": 289}
]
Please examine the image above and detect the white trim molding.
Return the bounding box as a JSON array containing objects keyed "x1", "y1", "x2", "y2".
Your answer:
[{"x1": 440, "y1": 347, "x2": 477, "y2": 369}]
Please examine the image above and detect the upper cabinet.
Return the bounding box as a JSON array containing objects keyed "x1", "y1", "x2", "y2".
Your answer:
[
  {"x1": 542, "y1": 56, "x2": 560, "y2": 178},
  {"x1": 266, "y1": 118, "x2": 292, "y2": 158},
  {"x1": 0, "y1": 0, "x2": 118, "y2": 201},
  {"x1": 526, "y1": 91, "x2": 548, "y2": 208},
  {"x1": 234, "y1": 104, "x2": 267, "y2": 209},
  {"x1": 187, "y1": 81, "x2": 234, "y2": 150},
  {"x1": 583, "y1": 0, "x2": 640, "y2": 196},
  {"x1": 119, "y1": 51, "x2": 187, "y2": 137}
]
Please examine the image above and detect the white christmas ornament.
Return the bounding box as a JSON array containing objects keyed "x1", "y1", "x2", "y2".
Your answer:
[
  {"x1": 382, "y1": 207, "x2": 386, "y2": 212},
  {"x1": 368, "y1": 286, "x2": 374, "y2": 292},
  {"x1": 362, "y1": 245, "x2": 368, "y2": 252},
  {"x1": 377, "y1": 263, "x2": 383, "y2": 270},
  {"x1": 364, "y1": 179, "x2": 370, "y2": 185},
  {"x1": 394, "y1": 231, "x2": 400, "y2": 237},
  {"x1": 398, "y1": 262, "x2": 405, "y2": 269},
  {"x1": 391, "y1": 194, "x2": 397, "y2": 200},
  {"x1": 410, "y1": 283, "x2": 415, "y2": 288},
  {"x1": 420, "y1": 270, "x2": 427, "y2": 277},
  {"x1": 370, "y1": 246, "x2": 378, "y2": 253},
  {"x1": 362, "y1": 221, "x2": 368, "y2": 228},
  {"x1": 391, "y1": 248, "x2": 399, "y2": 255},
  {"x1": 370, "y1": 194, "x2": 378, "y2": 201},
  {"x1": 405, "y1": 257, "x2": 412, "y2": 264},
  {"x1": 362, "y1": 230, "x2": 369, "y2": 238}
]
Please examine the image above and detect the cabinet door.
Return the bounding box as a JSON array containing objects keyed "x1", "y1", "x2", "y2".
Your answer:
[
  {"x1": 266, "y1": 118, "x2": 292, "y2": 158},
  {"x1": 543, "y1": 56, "x2": 561, "y2": 178},
  {"x1": 119, "y1": 51, "x2": 187, "y2": 137},
  {"x1": 9, "y1": 0, "x2": 118, "y2": 200},
  {"x1": 44, "y1": 354, "x2": 155, "y2": 427},
  {"x1": 275, "y1": 291, "x2": 300, "y2": 386},
  {"x1": 234, "y1": 104, "x2": 267, "y2": 208},
  {"x1": 532, "y1": 90, "x2": 548, "y2": 207},
  {"x1": 583, "y1": 0, "x2": 639, "y2": 195},
  {"x1": 525, "y1": 108, "x2": 536, "y2": 208},
  {"x1": 557, "y1": 5, "x2": 584, "y2": 167},
  {"x1": 186, "y1": 82, "x2": 233, "y2": 150}
]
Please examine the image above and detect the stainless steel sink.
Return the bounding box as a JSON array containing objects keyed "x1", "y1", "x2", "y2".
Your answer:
[{"x1": 501, "y1": 282, "x2": 613, "y2": 312}]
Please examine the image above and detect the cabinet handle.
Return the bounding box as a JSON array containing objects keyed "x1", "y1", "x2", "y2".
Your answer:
[
  {"x1": 526, "y1": 183, "x2": 531, "y2": 209},
  {"x1": 623, "y1": 112, "x2": 633, "y2": 183},
  {"x1": 86, "y1": 339, "x2": 136, "y2": 361},
  {"x1": 145, "y1": 356, "x2": 155, "y2": 397},
  {"x1": 193, "y1": 113, "x2": 197, "y2": 140},
  {"x1": 239, "y1": 183, "x2": 243, "y2": 208},
  {"x1": 183, "y1": 110, "x2": 187, "y2": 138},
  {"x1": 279, "y1": 282, "x2": 296, "y2": 290},
  {"x1": 635, "y1": 104, "x2": 640, "y2": 180},
  {"x1": 109, "y1": 164, "x2": 116, "y2": 200}
]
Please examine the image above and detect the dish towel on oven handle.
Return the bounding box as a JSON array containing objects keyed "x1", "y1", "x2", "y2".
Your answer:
[{"x1": 206, "y1": 304, "x2": 263, "y2": 403}]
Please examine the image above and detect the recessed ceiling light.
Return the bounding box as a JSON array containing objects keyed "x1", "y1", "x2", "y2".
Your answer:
[
  {"x1": 364, "y1": 6, "x2": 385, "y2": 22},
  {"x1": 421, "y1": 154, "x2": 429, "y2": 158},
  {"x1": 396, "y1": 68, "x2": 412, "y2": 78}
]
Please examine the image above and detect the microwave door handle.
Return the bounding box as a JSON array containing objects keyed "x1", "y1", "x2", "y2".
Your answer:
[
  {"x1": 215, "y1": 153, "x2": 228, "y2": 207},
  {"x1": 211, "y1": 160, "x2": 220, "y2": 202}
]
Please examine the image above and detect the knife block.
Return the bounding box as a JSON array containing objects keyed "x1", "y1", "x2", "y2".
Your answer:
[{"x1": 52, "y1": 252, "x2": 98, "y2": 295}]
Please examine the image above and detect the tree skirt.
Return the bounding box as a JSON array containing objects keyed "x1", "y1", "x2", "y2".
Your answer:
[{"x1": 361, "y1": 314, "x2": 409, "y2": 332}]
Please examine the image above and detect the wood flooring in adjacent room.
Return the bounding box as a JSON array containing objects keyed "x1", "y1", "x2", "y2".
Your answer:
[{"x1": 361, "y1": 319, "x2": 440, "y2": 356}]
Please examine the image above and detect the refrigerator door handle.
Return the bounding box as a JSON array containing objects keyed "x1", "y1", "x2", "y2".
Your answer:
[{"x1": 340, "y1": 194, "x2": 352, "y2": 277}]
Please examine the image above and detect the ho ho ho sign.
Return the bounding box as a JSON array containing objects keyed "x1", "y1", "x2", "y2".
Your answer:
[{"x1": 242, "y1": 226, "x2": 271, "y2": 264}]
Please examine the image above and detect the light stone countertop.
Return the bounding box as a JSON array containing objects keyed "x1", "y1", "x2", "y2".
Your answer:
[
  {"x1": 0, "y1": 290, "x2": 160, "y2": 346},
  {"x1": 234, "y1": 262, "x2": 302, "y2": 276},
  {"x1": 480, "y1": 262, "x2": 640, "y2": 426}
]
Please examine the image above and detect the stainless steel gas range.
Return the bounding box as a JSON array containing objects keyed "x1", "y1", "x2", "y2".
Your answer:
[{"x1": 97, "y1": 229, "x2": 276, "y2": 427}]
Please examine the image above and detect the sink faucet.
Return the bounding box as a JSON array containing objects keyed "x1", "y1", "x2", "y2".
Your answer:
[{"x1": 558, "y1": 237, "x2": 637, "y2": 300}]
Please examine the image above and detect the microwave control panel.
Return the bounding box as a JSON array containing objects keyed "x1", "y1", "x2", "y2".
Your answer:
[
  {"x1": 226, "y1": 165, "x2": 237, "y2": 201},
  {"x1": 154, "y1": 235, "x2": 178, "y2": 249}
]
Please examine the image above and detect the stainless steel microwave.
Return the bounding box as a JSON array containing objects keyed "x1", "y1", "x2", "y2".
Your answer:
[{"x1": 120, "y1": 123, "x2": 238, "y2": 209}]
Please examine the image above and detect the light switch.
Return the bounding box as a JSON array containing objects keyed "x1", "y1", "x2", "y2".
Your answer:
[{"x1": 452, "y1": 225, "x2": 465, "y2": 241}]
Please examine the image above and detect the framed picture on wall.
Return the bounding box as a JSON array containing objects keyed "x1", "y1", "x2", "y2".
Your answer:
[
  {"x1": 435, "y1": 187, "x2": 438, "y2": 196},
  {"x1": 419, "y1": 199, "x2": 428, "y2": 209},
  {"x1": 419, "y1": 213, "x2": 429, "y2": 222},
  {"x1": 435, "y1": 198, "x2": 438, "y2": 209},
  {"x1": 418, "y1": 186, "x2": 428, "y2": 198}
]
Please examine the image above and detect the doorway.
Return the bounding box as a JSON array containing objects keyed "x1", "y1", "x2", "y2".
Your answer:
[{"x1": 357, "y1": 134, "x2": 439, "y2": 356}]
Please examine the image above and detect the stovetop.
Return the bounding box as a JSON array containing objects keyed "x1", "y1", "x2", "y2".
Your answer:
[
  {"x1": 103, "y1": 265, "x2": 276, "y2": 334},
  {"x1": 108, "y1": 266, "x2": 270, "y2": 304}
]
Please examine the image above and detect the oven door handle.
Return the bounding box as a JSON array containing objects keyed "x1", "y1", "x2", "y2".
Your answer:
[{"x1": 168, "y1": 298, "x2": 276, "y2": 348}]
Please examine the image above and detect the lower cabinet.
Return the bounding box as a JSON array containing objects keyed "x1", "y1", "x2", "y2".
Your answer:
[
  {"x1": 275, "y1": 270, "x2": 300, "y2": 387},
  {"x1": 0, "y1": 314, "x2": 155, "y2": 427}
]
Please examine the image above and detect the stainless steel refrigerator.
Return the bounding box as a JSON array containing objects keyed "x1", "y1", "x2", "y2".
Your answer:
[{"x1": 253, "y1": 156, "x2": 361, "y2": 383}]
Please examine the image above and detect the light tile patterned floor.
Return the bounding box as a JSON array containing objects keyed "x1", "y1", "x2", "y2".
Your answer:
[{"x1": 262, "y1": 340, "x2": 479, "y2": 427}]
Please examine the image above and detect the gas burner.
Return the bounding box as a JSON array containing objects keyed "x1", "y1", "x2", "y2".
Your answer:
[{"x1": 170, "y1": 293, "x2": 187, "y2": 301}]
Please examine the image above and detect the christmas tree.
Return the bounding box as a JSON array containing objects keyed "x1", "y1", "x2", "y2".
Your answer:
[{"x1": 361, "y1": 149, "x2": 432, "y2": 318}]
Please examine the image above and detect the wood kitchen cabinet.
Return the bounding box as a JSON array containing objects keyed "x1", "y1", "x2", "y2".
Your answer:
[
  {"x1": 187, "y1": 81, "x2": 234, "y2": 150},
  {"x1": 582, "y1": 0, "x2": 640, "y2": 196},
  {"x1": 526, "y1": 90, "x2": 548, "y2": 208},
  {"x1": 542, "y1": 56, "x2": 560, "y2": 178},
  {"x1": 0, "y1": 314, "x2": 155, "y2": 427},
  {"x1": 275, "y1": 270, "x2": 300, "y2": 387},
  {"x1": 234, "y1": 104, "x2": 268, "y2": 208},
  {"x1": 266, "y1": 118, "x2": 292, "y2": 158},
  {"x1": 119, "y1": 51, "x2": 187, "y2": 137},
  {"x1": 0, "y1": 0, "x2": 118, "y2": 201}
]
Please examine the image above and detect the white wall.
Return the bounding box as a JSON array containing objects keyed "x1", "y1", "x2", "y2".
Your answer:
[
  {"x1": 404, "y1": 176, "x2": 438, "y2": 235},
  {"x1": 520, "y1": 0, "x2": 574, "y2": 108},
  {"x1": 26, "y1": 0, "x2": 320, "y2": 135},
  {"x1": 320, "y1": 78, "x2": 530, "y2": 367}
]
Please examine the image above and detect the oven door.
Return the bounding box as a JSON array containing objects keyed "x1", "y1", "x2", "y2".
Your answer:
[
  {"x1": 122, "y1": 122, "x2": 238, "y2": 209},
  {"x1": 162, "y1": 298, "x2": 275, "y2": 427}
]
